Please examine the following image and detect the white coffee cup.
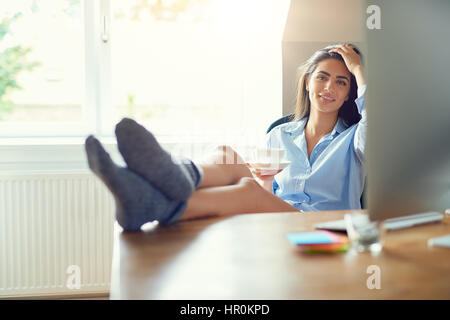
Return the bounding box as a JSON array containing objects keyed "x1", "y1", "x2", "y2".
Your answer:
[{"x1": 253, "y1": 148, "x2": 285, "y2": 163}]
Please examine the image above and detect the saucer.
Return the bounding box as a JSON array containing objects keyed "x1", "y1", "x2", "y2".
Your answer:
[{"x1": 247, "y1": 161, "x2": 291, "y2": 171}]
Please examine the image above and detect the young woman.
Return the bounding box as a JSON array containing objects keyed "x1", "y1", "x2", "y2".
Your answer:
[
  {"x1": 85, "y1": 43, "x2": 366, "y2": 232},
  {"x1": 264, "y1": 43, "x2": 366, "y2": 211}
]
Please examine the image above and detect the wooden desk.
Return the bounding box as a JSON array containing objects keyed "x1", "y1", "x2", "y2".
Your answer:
[{"x1": 110, "y1": 210, "x2": 450, "y2": 299}]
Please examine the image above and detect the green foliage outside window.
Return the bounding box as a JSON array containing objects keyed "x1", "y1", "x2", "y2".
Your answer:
[{"x1": 0, "y1": 13, "x2": 40, "y2": 120}]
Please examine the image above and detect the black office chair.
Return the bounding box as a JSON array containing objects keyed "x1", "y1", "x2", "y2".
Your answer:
[
  {"x1": 266, "y1": 114, "x2": 366, "y2": 209},
  {"x1": 266, "y1": 113, "x2": 295, "y2": 134}
]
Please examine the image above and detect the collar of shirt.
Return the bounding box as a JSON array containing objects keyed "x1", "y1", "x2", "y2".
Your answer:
[{"x1": 281, "y1": 116, "x2": 347, "y2": 138}]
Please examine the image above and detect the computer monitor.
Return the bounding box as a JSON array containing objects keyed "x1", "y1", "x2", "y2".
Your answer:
[{"x1": 365, "y1": 0, "x2": 450, "y2": 221}]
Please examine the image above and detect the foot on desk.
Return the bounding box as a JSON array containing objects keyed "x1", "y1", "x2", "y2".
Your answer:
[
  {"x1": 115, "y1": 118, "x2": 203, "y2": 201},
  {"x1": 85, "y1": 135, "x2": 187, "y2": 231}
]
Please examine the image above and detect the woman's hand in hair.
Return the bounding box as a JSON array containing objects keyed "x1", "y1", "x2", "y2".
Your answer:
[{"x1": 329, "y1": 44, "x2": 366, "y2": 86}]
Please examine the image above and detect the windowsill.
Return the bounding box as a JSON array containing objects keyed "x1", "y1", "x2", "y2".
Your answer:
[
  {"x1": 0, "y1": 134, "x2": 115, "y2": 146},
  {"x1": 0, "y1": 136, "x2": 117, "y2": 147},
  {"x1": 0, "y1": 135, "x2": 242, "y2": 173},
  {"x1": 0, "y1": 132, "x2": 245, "y2": 146},
  {"x1": 0, "y1": 137, "x2": 116, "y2": 173}
]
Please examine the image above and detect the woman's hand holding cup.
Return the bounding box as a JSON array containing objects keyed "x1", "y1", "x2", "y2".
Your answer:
[{"x1": 247, "y1": 165, "x2": 282, "y2": 191}]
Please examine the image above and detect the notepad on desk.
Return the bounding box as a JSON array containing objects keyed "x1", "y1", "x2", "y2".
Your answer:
[{"x1": 286, "y1": 231, "x2": 349, "y2": 253}]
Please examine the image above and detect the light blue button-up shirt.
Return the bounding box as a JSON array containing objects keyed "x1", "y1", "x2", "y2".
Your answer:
[{"x1": 266, "y1": 85, "x2": 367, "y2": 211}]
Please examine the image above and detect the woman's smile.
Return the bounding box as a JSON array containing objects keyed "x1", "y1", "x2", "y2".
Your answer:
[
  {"x1": 306, "y1": 59, "x2": 351, "y2": 114},
  {"x1": 318, "y1": 94, "x2": 336, "y2": 103}
]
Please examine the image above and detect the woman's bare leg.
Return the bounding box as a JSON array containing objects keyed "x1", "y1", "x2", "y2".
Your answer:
[
  {"x1": 180, "y1": 177, "x2": 299, "y2": 221},
  {"x1": 198, "y1": 145, "x2": 253, "y2": 188}
]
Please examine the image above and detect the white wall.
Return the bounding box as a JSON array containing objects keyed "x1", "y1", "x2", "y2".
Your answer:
[{"x1": 282, "y1": 0, "x2": 365, "y2": 115}]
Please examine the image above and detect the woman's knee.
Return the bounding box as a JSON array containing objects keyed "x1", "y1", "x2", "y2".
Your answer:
[
  {"x1": 237, "y1": 177, "x2": 274, "y2": 211},
  {"x1": 238, "y1": 177, "x2": 263, "y2": 193},
  {"x1": 237, "y1": 177, "x2": 296, "y2": 213}
]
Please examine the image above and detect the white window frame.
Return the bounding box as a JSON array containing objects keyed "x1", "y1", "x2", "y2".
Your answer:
[
  {"x1": 0, "y1": 0, "x2": 99, "y2": 138},
  {"x1": 0, "y1": 0, "x2": 289, "y2": 172}
]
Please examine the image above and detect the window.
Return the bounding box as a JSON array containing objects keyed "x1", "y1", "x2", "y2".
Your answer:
[
  {"x1": 0, "y1": 0, "x2": 86, "y2": 136},
  {"x1": 0, "y1": 0, "x2": 290, "y2": 147}
]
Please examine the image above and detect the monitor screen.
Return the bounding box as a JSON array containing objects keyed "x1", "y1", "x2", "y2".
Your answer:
[{"x1": 365, "y1": 0, "x2": 450, "y2": 220}]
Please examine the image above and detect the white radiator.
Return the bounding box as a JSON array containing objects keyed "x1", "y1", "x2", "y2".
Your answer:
[{"x1": 0, "y1": 172, "x2": 115, "y2": 298}]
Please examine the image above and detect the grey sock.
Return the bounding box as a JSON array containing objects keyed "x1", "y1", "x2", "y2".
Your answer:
[
  {"x1": 85, "y1": 135, "x2": 186, "y2": 231},
  {"x1": 115, "y1": 118, "x2": 203, "y2": 201}
]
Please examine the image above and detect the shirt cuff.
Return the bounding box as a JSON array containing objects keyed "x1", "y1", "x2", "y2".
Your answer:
[{"x1": 357, "y1": 84, "x2": 367, "y2": 98}]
